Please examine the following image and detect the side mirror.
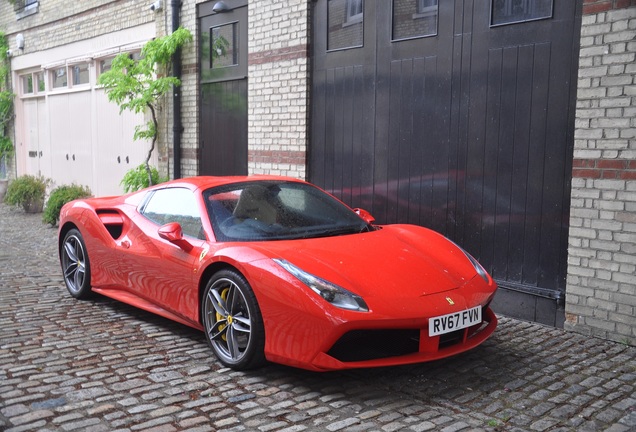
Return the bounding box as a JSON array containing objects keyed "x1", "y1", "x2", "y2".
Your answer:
[
  {"x1": 158, "y1": 222, "x2": 193, "y2": 251},
  {"x1": 354, "y1": 208, "x2": 375, "y2": 224}
]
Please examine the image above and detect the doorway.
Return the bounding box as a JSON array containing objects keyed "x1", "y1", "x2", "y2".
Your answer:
[{"x1": 198, "y1": 0, "x2": 248, "y2": 176}]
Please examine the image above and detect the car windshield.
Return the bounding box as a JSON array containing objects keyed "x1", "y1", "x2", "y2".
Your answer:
[{"x1": 204, "y1": 181, "x2": 373, "y2": 241}]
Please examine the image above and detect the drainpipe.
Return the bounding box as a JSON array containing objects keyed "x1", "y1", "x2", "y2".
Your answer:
[{"x1": 172, "y1": 0, "x2": 183, "y2": 179}]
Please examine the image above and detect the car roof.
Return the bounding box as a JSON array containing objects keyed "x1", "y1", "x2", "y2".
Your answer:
[{"x1": 152, "y1": 175, "x2": 306, "y2": 192}]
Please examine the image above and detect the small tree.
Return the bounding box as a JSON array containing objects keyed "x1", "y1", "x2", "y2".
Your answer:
[{"x1": 98, "y1": 27, "x2": 193, "y2": 189}]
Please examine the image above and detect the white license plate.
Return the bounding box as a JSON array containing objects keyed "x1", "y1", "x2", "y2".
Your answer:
[{"x1": 429, "y1": 306, "x2": 482, "y2": 337}]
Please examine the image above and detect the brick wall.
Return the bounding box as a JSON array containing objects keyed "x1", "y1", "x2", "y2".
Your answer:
[
  {"x1": 565, "y1": 3, "x2": 636, "y2": 344},
  {"x1": 0, "y1": 1, "x2": 153, "y2": 55},
  {"x1": 163, "y1": 0, "x2": 306, "y2": 180},
  {"x1": 247, "y1": 1, "x2": 310, "y2": 179},
  {"x1": 160, "y1": 0, "x2": 310, "y2": 180},
  {"x1": 162, "y1": 1, "x2": 203, "y2": 179}
]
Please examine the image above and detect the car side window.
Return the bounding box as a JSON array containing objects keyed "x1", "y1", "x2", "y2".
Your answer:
[{"x1": 141, "y1": 188, "x2": 205, "y2": 240}]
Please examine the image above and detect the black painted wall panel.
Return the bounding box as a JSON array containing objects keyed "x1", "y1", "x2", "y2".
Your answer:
[
  {"x1": 200, "y1": 80, "x2": 248, "y2": 176},
  {"x1": 310, "y1": 1, "x2": 581, "y2": 326}
]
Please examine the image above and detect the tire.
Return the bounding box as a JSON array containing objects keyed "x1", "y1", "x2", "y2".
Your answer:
[
  {"x1": 202, "y1": 269, "x2": 265, "y2": 370},
  {"x1": 60, "y1": 228, "x2": 93, "y2": 299}
]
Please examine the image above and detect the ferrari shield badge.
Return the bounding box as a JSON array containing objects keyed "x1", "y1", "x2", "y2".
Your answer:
[{"x1": 199, "y1": 246, "x2": 209, "y2": 262}]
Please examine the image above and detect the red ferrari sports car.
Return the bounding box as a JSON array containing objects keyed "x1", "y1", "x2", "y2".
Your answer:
[{"x1": 58, "y1": 176, "x2": 497, "y2": 371}]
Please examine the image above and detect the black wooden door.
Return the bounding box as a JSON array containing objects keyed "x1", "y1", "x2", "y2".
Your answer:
[
  {"x1": 310, "y1": 0, "x2": 581, "y2": 326},
  {"x1": 198, "y1": 0, "x2": 248, "y2": 176}
]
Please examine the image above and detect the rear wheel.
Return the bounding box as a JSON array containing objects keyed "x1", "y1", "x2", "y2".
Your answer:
[
  {"x1": 60, "y1": 228, "x2": 92, "y2": 299},
  {"x1": 202, "y1": 269, "x2": 265, "y2": 370}
]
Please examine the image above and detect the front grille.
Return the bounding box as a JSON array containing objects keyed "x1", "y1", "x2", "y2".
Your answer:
[
  {"x1": 439, "y1": 329, "x2": 464, "y2": 349},
  {"x1": 326, "y1": 306, "x2": 492, "y2": 363},
  {"x1": 327, "y1": 329, "x2": 420, "y2": 362}
]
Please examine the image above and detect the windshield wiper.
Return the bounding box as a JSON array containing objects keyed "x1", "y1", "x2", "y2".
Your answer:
[{"x1": 306, "y1": 224, "x2": 369, "y2": 239}]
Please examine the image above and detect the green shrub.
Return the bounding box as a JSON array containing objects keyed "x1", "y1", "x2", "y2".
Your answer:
[
  {"x1": 43, "y1": 184, "x2": 92, "y2": 226},
  {"x1": 4, "y1": 175, "x2": 50, "y2": 213},
  {"x1": 121, "y1": 164, "x2": 167, "y2": 193}
]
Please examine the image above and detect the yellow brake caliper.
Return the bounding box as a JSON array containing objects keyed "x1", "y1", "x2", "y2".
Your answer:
[{"x1": 216, "y1": 287, "x2": 229, "y2": 341}]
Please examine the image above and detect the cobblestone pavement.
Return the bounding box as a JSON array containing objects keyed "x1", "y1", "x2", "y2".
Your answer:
[{"x1": 1, "y1": 203, "x2": 635, "y2": 432}]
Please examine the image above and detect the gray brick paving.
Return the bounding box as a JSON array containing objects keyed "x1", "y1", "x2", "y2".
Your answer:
[{"x1": 1, "y1": 203, "x2": 635, "y2": 432}]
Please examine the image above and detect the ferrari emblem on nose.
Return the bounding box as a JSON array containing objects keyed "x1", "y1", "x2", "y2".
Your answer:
[{"x1": 446, "y1": 297, "x2": 455, "y2": 305}]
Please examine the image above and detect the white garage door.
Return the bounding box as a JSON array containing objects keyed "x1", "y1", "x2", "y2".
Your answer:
[{"x1": 15, "y1": 26, "x2": 157, "y2": 197}]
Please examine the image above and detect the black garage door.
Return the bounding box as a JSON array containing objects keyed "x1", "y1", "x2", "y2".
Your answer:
[{"x1": 310, "y1": 0, "x2": 582, "y2": 326}]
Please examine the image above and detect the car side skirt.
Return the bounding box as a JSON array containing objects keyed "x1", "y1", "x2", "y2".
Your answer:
[{"x1": 92, "y1": 287, "x2": 204, "y2": 331}]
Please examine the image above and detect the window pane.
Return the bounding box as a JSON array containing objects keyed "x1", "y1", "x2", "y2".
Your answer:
[
  {"x1": 328, "y1": 0, "x2": 364, "y2": 51},
  {"x1": 142, "y1": 188, "x2": 204, "y2": 239},
  {"x1": 14, "y1": 0, "x2": 38, "y2": 11},
  {"x1": 72, "y1": 63, "x2": 89, "y2": 85},
  {"x1": 100, "y1": 58, "x2": 113, "y2": 74},
  {"x1": 211, "y1": 23, "x2": 237, "y2": 69},
  {"x1": 52, "y1": 67, "x2": 67, "y2": 88},
  {"x1": 22, "y1": 75, "x2": 33, "y2": 94},
  {"x1": 35, "y1": 72, "x2": 45, "y2": 92},
  {"x1": 393, "y1": 0, "x2": 438, "y2": 40},
  {"x1": 491, "y1": 0, "x2": 553, "y2": 26}
]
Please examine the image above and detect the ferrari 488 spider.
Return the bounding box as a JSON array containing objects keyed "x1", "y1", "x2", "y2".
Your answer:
[{"x1": 58, "y1": 176, "x2": 497, "y2": 371}]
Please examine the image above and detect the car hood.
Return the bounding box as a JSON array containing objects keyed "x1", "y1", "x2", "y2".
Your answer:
[{"x1": 252, "y1": 225, "x2": 478, "y2": 300}]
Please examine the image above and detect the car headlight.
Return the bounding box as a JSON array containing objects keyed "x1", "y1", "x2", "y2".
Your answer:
[
  {"x1": 274, "y1": 259, "x2": 369, "y2": 312},
  {"x1": 447, "y1": 239, "x2": 491, "y2": 283},
  {"x1": 461, "y1": 249, "x2": 491, "y2": 283}
]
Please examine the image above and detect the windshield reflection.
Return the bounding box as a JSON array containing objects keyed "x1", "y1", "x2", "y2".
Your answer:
[{"x1": 204, "y1": 181, "x2": 373, "y2": 242}]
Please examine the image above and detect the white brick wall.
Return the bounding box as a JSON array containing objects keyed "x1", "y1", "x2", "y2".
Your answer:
[
  {"x1": 566, "y1": 5, "x2": 636, "y2": 345},
  {"x1": 1, "y1": 1, "x2": 153, "y2": 54},
  {"x1": 247, "y1": 0, "x2": 310, "y2": 179}
]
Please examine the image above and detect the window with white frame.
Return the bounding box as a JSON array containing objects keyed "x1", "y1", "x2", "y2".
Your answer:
[
  {"x1": 14, "y1": 0, "x2": 39, "y2": 18},
  {"x1": 51, "y1": 67, "x2": 68, "y2": 89},
  {"x1": 491, "y1": 0, "x2": 553, "y2": 26},
  {"x1": 417, "y1": 0, "x2": 438, "y2": 16},
  {"x1": 71, "y1": 63, "x2": 90, "y2": 85},
  {"x1": 392, "y1": 0, "x2": 438, "y2": 41},
  {"x1": 96, "y1": 51, "x2": 142, "y2": 79},
  {"x1": 99, "y1": 57, "x2": 114, "y2": 75},
  {"x1": 327, "y1": 0, "x2": 364, "y2": 50},
  {"x1": 345, "y1": 0, "x2": 363, "y2": 24},
  {"x1": 20, "y1": 71, "x2": 45, "y2": 96},
  {"x1": 49, "y1": 62, "x2": 91, "y2": 90}
]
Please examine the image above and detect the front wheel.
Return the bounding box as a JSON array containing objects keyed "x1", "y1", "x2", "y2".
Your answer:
[
  {"x1": 60, "y1": 228, "x2": 92, "y2": 299},
  {"x1": 202, "y1": 269, "x2": 265, "y2": 370}
]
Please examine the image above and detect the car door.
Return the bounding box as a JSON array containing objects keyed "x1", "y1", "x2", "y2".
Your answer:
[{"x1": 119, "y1": 187, "x2": 207, "y2": 323}]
